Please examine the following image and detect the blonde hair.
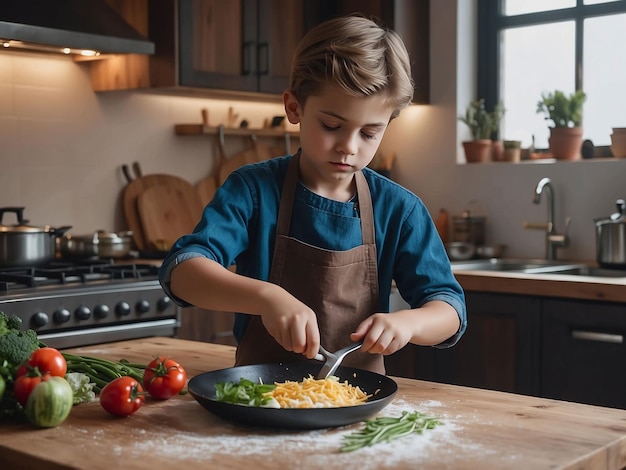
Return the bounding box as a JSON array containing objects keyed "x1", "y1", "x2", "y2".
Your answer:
[{"x1": 289, "y1": 15, "x2": 414, "y2": 119}]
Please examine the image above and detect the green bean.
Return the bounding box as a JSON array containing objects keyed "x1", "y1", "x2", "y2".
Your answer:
[
  {"x1": 340, "y1": 411, "x2": 443, "y2": 452},
  {"x1": 62, "y1": 353, "x2": 147, "y2": 393}
]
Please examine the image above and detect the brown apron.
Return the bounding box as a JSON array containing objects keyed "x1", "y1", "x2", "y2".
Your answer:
[{"x1": 235, "y1": 153, "x2": 384, "y2": 373}]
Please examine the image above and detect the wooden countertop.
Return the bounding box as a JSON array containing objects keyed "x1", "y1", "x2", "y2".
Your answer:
[
  {"x1": 454, "y1": 268, "x2": 626, "y2": 303},
  {"x1": 1, "y1": 337, "x2": 626, "y2": 469}
]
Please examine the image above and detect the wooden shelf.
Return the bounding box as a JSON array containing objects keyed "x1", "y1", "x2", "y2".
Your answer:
[{"x1": 174, "y1": 124, "x2": 299, "y2": 138}]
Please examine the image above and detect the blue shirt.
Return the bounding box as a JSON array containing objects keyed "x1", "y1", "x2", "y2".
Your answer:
[{"x1": 159, "y1": 155, "x2": 466, "y2": 347}]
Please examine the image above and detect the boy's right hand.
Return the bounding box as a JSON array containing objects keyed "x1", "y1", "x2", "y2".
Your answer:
[{"x1": 260, "y1": 288, "x2": 320, "y2": 360}]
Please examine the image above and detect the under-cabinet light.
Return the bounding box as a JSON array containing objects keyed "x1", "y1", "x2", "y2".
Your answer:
[{"x1": 0, "y1": 39, "x2": 100, "y2": 57}]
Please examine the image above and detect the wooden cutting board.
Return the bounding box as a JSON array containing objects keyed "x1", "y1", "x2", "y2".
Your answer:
[
  {"x1": 196, "y1": 143, "x2": 285, "y2": 206},
  {"x1": 218, "y1": 143, "x2": 285, "y2": 185},
  {"x1": 136, "y1": 183, "x2": 203, "y2": 251},
  {"x1": 123, "y1": 173, "x2": 202, "y2": 251}
]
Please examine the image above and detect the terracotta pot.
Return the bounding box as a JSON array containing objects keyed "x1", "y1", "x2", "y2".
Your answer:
[
  {"x1": 462, "y1": 140, "x2": 492, "y2": 163},
  {"x1": 502, "y1": 140, "x2": 522, "y2": 162},
  {"x1": 610, "y1": 132, "x2": 626, "y2": 158},
  {"x1": 548, "y1": 127, "x2": 583, "y2": 160},
  {"x1": 491, "y1": 140, "x2": 504, "y2": 161}
]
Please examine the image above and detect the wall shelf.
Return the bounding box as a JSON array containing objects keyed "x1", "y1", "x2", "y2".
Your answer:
[{"x1": 174, "y1": 124, "x2": 299, "y2": 139}]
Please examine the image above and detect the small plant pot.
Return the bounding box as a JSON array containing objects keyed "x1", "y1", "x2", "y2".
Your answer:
[
  {"x1": 462, "y1": 140, "x2": 492, "y2": 163},
  {"x1": 548, "y1": 127, "x2": 583, "y2": 160},
  {"x1": 611, "y1": 133, "x2": 626, "y2": 158},
  {"x1": 502, "y1": 140, "x2": 522, "y2": 162}
]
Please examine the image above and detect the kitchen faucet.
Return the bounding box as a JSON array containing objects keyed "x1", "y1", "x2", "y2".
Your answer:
[{"x1": 530, "y1": 177, "x2": 571, "y2": 260}]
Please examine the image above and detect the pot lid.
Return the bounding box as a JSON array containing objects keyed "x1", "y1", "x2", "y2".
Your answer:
[
  {"x1": 0, "y1": 207, "x2": 49, "y2": 233},
  {"x1": 595, "y1": 199, "x2": 626, "y2": 225},
  {"x1": 67, "y1": 230, "x2": 133, "y2": 243}
]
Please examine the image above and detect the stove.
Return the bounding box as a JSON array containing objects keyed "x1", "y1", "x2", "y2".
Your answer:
[{"x1": 0, "y1": 259, "x2": 179, "y2": 349}]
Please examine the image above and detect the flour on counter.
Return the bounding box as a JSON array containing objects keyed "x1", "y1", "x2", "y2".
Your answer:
[{"x1": 126, "y1": 400, "x2": 488, "y2": 469}]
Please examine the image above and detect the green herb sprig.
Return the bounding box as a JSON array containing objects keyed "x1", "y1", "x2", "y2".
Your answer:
[
  {"x1": 340, "y1": 411, "x2": 443, "y2": 452},
  {"x1": 214, "y1": 378, "x2": 276, "y2": 406}
]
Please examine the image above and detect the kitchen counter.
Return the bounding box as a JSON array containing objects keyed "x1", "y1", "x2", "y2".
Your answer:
[
  {"x1": 454, "y1": 266, "x2": 626, "y2": 303},
  {"x1": 1, "y1": 337, "x2": 626, "y2": 469}
]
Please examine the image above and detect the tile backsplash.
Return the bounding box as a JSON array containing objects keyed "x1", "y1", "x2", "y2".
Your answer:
[{"x1": 0, "y1": 50, "x2": 290, "y2": 235}]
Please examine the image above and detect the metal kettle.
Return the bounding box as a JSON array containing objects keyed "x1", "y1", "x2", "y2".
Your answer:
[{"x1": 594, "y1": 199, "x2": 626, "y2": 268}]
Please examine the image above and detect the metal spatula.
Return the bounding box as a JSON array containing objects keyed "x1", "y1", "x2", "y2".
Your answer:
[{"x1": 314, "y1": 341, "x2": 364, "y2": 379}]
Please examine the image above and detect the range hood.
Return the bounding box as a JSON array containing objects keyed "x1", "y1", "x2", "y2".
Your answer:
[{"x1": 0, "y1": 0, "x2": 154, "y2": 55}]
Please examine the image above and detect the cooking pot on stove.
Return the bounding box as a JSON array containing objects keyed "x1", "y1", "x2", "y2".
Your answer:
[
  {"x1": 0, "y1": 207, "x2": 71, "y2": 268},
  {"x1": 59, "y1": 230, "x2": 133, "y2": 259},
  {"x1": 595, "y1": 199, "x2": 626, "y2": 268}
]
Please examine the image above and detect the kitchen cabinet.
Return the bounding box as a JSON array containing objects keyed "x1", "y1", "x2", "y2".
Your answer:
[
  {"x1": 176, "y1": 306, "x2": 237, "y2": 347},
  {"x1": 541, "y1": 298, "x2": 626, "y2": 409},
  {"x1": 91, "y1": 0, "x2": 429, "y2": 102},
  {"x1": 387, "y1": 292, "x2": 541, "y2": 395},
  {"x1": 435, "y1": 292, "x2": 541, "y2": 396},
  {"x1": 394, "y1": 281, "x2": 626, "y2": 409},
  {"x1": 177, "y1": 0, "x2": 306, "y2": 94}
]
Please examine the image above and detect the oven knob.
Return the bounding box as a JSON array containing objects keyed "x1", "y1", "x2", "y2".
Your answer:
[
  {"x1": 115, "y1": 301, "x2": 131, "y2": 316},
  {"x1": 157, "y1": 296, "x2": 172, "y2": 312},
  {"x1": 75, "y1": 305, "x2": 92, "y2": 320},
  {"x1": 31, "y1": 311, "x2": 48, "y2": 328},
  {"x1": 93, "y1": 305, "x2": 110, "y2": 319},
  {"x1": 53, "y1": 308, "x2": 71, "y2": 324},
  {"x1": 135, "y1": 299, "x2": 150, "y2": 314}
]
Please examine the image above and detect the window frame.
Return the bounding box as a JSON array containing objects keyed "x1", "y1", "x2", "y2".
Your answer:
[{"x1": 477, "y1": 0, "x2": 626, "y2": 144}]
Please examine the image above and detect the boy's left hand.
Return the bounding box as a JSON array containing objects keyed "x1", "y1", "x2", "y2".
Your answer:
[{"x1": 350, "y1": 311, "x2": 414, "y2": 356}]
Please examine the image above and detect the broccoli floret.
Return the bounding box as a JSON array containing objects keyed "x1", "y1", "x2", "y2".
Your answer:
[
  {"x1": 0, "y1": 330, "x2": 40, "y2": 372},
  {"x1": 6, "y1": 315, "x2": 22, "y2": 332},
  {"x1": 0, "y1": 312, "x2": 40, "y2": 377}
]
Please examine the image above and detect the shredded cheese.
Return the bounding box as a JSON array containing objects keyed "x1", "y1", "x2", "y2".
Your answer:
[{"x1": 265, "y1": 375, "x2": 371, "y2": 408}]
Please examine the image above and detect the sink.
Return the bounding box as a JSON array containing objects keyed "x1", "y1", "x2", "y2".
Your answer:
[
  {"x1": 451, "y1": 259, "x2": 626, "y2": 278},
  {"x1": 451, "y1": 258, "x2": 583, "y2": 273},
  {"x1": 538, "y1": 266, "x2": 626, "y2": 278}
]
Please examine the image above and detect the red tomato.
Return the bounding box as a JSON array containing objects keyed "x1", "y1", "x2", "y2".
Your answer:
[
  {"x1": 18, "y1": 347, "x2": 67, "y2": 377},
  {"x1": 143, "y1": 357, "x2": 187, "y2": 400},
  {"x1": 14, "y1": 373, "x2": 52, "y2": 406},
  {"x1": 100, "y1": 376, "x2": 145, "y2": 417}
]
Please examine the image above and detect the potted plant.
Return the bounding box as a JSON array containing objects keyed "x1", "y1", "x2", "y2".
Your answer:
[
  {"x1": 502, "y1": 140, "x2": 522, "y2": 162},
  {"x1": 536, "y1": 89, "x2": 586, "y2": 160},
  {"x1": 458, "y1": 99, "x2": 505, "y2": 163}
]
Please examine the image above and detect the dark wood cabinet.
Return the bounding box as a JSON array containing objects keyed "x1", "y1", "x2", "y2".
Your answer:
[
  {"x1": 93, "y1": 0, "x2": 429, "y2": 102},
  {"x1": 435, "y1": 292, "x2": 541, "y2": 395},
  {"x1": 541, "y1": 299, "x2": 626, "y2": 409},
  {"x1": 386, "y1": 293, "x2": 541, "y2": 395},
  {"x1": 176, "y1": 307, "x2": 237, "y2": 347},
  {"x1": 178, "y1": 0, "x2": 307, "y2": 94}
]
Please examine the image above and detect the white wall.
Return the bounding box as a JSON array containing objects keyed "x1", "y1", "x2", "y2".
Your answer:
[{"x1": 1, "y1": 0, "x2": 624, "y2": 262}]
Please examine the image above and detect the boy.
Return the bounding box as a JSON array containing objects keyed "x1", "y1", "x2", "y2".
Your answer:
[{"x1": 159, "y1": 15, "x2": 466, "y2": 374}]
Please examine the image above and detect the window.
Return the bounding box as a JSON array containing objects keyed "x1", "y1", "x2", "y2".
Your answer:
[{"x1": 478, "y1": 0, "x2": 626, "y2": 152}]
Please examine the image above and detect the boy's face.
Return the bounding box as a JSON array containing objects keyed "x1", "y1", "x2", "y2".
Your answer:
[{"x1": 284, "y1": 84, "x2": 395, "y2": 198}]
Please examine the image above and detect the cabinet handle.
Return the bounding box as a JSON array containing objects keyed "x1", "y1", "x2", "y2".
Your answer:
[
  {"x1": 572, "y1": 330, "x2": 623, "y2": 344},
  {"x1": 258, "y1": 42, "x2": 269, "y2": 75}
]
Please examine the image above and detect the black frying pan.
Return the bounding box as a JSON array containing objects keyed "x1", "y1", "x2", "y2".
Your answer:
[{"x1": 188, "y1": 361, "x2": 398, "y2": 430}]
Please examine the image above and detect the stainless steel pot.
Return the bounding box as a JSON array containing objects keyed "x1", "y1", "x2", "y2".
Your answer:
[
  {"x1": 0, "y1": 207, "x2": 71, "y2": 267},
  {"x1": 59, "y1": 230, "x2": 133, "y2": 259},
  {"x1": 594, "y1": 199, "x2": 626, "y2": 268},
  {"x1": 452, "y1": 211, "x2": 486, "y2": 245}
]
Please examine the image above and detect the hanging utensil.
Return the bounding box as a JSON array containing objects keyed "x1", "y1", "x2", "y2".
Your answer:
[
  {"x1": 314, "y1": 341, "x2": 364, "y2": 379},
  {"x1": 196, "y1": 124, "x2": 227, "y2": 206}
]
